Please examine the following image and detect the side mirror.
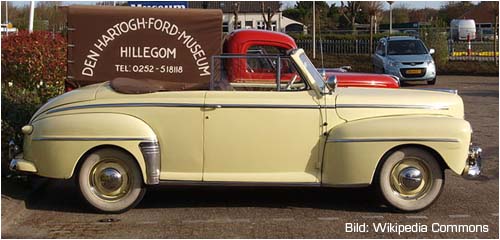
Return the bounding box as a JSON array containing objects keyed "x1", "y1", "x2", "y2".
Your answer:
[
  {"x1": 339, "y1": 65, "x2": 352, "y2": 71},
  {"x1": 326, "y1": 75, "x2": 337, "y2": 90},
  {"x1": 429, "y1": 48, "x2": 435, "y2": 55},
  {"x1": 320, "y1": 69, "x2": 327, "y2": 80}
]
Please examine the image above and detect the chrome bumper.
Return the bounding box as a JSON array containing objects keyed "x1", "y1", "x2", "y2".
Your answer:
[
  {"x1": 462, "y1": 145, "x2": 482, "y2": 178},
  {"x1": 8, "y1": 140, "x2": 37, "y2": 173},
  {"x1": 9, "y1": 156, "x2": 38, "y2": 173}
]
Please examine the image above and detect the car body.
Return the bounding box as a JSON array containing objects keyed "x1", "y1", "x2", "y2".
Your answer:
[
  {"x1": 226, "y1": 29, "x2": 399, "y2": 88},
  {"x1": 319, "y1": 69, "x2": 400, "y2": 88},
  {"x1": 478, "y1": 28, "x2": 497, "y2": 41},
  {"x1": 10, "y1": 49, "x2": 481, "y2": 213},
  {"x1": 450, "y1": 19, "x2": 476, "y2": 41},
  {"x1": 372, "y1": 36, "x2": 437, "y2": 85}
]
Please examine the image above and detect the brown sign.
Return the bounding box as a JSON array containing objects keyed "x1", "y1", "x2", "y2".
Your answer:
[{"x1": 67, "y1": 6, "x2": 222, "y2": 93}]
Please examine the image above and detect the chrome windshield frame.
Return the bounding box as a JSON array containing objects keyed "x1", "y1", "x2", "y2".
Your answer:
[{"x1": 289, "y1": 49, "x2": 331, "y2": 96}]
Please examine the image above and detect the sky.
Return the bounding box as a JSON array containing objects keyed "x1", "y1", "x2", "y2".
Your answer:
[{"x1": 8, "y1": 0, "x2": 481, "y2": 10}]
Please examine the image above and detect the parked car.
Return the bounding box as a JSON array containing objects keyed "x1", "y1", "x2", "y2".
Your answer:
[
  {"x1": 10, "y1": 48, "x2": 481, "y2": 213},
  {"x1": 226, "y1": 29, "x2": 400, "y2": 88},
  {"x1": 372, "y1": 36, "x2": 437, "y2": 85},
  {"x1": 450, "y1": 19, "x2": 476, "y2": 41},
  {"x1": 478, "y1": 28, "x2": 497, "y2": 41}
]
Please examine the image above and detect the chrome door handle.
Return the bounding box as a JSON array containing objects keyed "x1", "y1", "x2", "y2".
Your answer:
[{"x1": 205, "y1": 104, "x2": 222, "y2": 109}]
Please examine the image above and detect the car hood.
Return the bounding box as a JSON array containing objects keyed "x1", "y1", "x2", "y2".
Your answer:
[
  {"x1": 387, "y1": 54, "x2": 431, "y2": 63},
  {"x1": 30, "y1": 83, "x2": 104, "y2": 122},
  {"x1": 335, "y1": 87, "x2": 464, "y2": 121}
]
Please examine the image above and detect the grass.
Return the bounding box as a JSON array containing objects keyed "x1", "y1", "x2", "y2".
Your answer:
[{"x1": 439, "y1": 61, "x2": 499, "y2": 76}]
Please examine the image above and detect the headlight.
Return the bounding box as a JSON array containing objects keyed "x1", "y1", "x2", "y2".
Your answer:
[
  {"x1": 387, "y1": 60, "x2": 398, "y2": 67},
  {"x1": 427, "y1": 60, "x2": 434, "y2": 65}
]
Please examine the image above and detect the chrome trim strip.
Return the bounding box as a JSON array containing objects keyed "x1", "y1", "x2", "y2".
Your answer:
[
  {"x1": 413, "y1": 88, "x2": 458, "y2": 94},
  {"x1": 206, "y1": 104, "x2": 326, "y2": 109},
  {"x1": 47, "y1": 103, "x2": 205, "y2": 114},
  {"x1": 32, "y1": 137, "x2": 154, "y2": 141},
  {"x1": 47, "y1": 103, "x2": 444, "y2": 114},
  {"x1": 335, "y1": 104, "x2": 449, "y2": 110},
  {"x1": 159, "y1": 180, "x2": 321, "y2": 187},
  {"x1": 47, "y1": 103, "x2": 335, "y2": 114},
  {"x1": 327, "y1": 138, "x2": 459, "y2": 143}
]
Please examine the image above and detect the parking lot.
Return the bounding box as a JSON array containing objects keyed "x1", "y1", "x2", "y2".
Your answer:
[{"x1": 1, "y1": 75, "x2": 498, "y2": 238}]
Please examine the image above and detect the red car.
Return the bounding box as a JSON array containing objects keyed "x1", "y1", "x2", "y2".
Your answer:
[{"x1": 224, "y1": 30, "x2": 400, "y2": 88}]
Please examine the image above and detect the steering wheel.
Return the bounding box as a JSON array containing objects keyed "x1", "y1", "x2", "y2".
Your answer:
[{"x1": 285, "y1": 75, "x2": 299, "y2": 90}]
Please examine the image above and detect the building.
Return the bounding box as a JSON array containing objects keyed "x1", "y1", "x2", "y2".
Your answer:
[{"x1": 188, "y1": 1, "x2": 306, "y2": 34}]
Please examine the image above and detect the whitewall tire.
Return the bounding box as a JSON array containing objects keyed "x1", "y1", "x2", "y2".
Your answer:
[
  {"x1": 78, "y1": 148, "x2": 146, "y2": 213},
  {"x1": 377, "y1": 147, "x2": 444, "y2": 212}
]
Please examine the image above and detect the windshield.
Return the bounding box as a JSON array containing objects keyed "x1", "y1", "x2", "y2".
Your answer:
[
  {"x1": 387, "y1": 40, "x2": 428, "y2": 55},
  {"x1": 298, "y1": 53, "x2": 326, "y2": 92}
]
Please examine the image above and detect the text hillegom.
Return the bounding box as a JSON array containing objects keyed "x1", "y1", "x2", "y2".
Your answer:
[{"x1": 80, "y1": 18, "x2": 210, "y2": 77}]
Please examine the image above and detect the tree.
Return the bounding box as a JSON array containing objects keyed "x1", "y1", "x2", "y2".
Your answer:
[
  {"x1": 339, "y1": 1, "x2": 363, "y2": 33},
  {"x1": 438, "y1": 1, "x2": 475, "y2": 24},
  {"x1": 408, "y1": 8, "x2": 439, "y2": 22},
  {"x1": 392, "y1": 5, "x2": 410, "y2": 24},
  {"x1": 233, "y1": 2, "x2": 240, "y2": 30},
  {"x1": 362, "y1": 1, "x2": 384, "y2": 53},
  {"x1": 283, "y1": 1, "x2": 331, "y2": 32},
  {"x1": 327, "y1": 3, "x2": 341, "y2": 30},
  {"x1": 260, "y1": 1, "x2": 280, "y2": 30},
  {"x1": 35, "y1": 1, "x2": 64, "y2": 31}
]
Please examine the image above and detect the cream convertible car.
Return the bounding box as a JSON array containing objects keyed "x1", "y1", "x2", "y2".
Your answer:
[{"x1": 10, "y1": 49, "x2": 481, "y2": 213}]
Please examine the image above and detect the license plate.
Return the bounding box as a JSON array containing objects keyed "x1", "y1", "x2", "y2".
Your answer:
[{"x1": 406, "y1": 69, "x2": 422, "y2": 74}]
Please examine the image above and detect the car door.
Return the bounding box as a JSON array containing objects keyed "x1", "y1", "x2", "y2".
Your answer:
[
  {"x1": 372, "y1": 40, "x2": 386, "y2": 73},
  {"x1": 203, "y1": 56, "x2": 323, "y2": 183}
]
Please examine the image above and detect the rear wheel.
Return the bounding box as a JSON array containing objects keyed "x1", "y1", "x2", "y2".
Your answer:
[
  {"x1": 377, "y1": 147, "x2": 444, "y2": 212},
  {"x1": 78, "y1": 148, "x2": 145, "y2": 213}
]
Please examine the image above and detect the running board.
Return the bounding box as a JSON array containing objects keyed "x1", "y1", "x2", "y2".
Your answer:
[{"x1": 157, "y1": 180, "x2": 321, "y2": 187}]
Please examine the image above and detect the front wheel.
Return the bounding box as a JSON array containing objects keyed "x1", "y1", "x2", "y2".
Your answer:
[
  {"x1": 427, "y1": 78, "x2": 436, "y2": 85},
  {"x1": 377, "y1": 147, "x2": 444, "y2": 212},
  {"x1": 78, "y1": 148, "x2": 146, "y2": 213}
]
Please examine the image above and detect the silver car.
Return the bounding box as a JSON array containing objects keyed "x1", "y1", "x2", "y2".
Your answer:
[{"x1": 372, "y1": 36, "x2": 436, "y2": 85}]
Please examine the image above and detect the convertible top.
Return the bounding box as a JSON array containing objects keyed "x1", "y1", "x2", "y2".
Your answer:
[{"x1": 66, "y1": 5, "x2": 222, "y2": 93}]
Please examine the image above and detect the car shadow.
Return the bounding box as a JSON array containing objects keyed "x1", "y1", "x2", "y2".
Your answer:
[
  {"x1": 21, "y1": 179, "x2": 395, "y2": 214},
  {"x1": 1, "y1": 175, "x2": 46, "y2": 201}
]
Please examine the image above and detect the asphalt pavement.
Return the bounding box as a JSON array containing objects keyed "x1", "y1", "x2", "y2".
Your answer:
[{"x1": 1, "y1": 75, "x2": 498, "y2": 238}]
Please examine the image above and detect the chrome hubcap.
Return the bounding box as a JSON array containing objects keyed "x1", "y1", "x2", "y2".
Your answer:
[
  {"x1": 398, "y1": 167, "x2": 422, "y2": 191},
  {"x1": 99, "y1": 168, "x2": 123, "y2": 191},
  {"x1": 90, "y1": 160, "x2": 130, "y2": 201},
  {"x1": 390, "y1": 158, "x2": 432, "y2": 200}
]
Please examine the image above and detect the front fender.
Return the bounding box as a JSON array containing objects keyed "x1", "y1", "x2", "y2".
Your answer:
[
  {"x1": 322, "y1": 115, "x2": 471, "y2": 186},
  {"x1": 24, "y1": 113, "x2": 158, "y2": 183}
]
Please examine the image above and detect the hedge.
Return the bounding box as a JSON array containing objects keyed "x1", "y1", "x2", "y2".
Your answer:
[{"x1": 1, "y1": 31, "x2": 66, "y2": 174}]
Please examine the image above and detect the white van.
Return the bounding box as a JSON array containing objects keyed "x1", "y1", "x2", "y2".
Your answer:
[{"x1": 450, "y1": 19, "x2": 476, "y2": 40}]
